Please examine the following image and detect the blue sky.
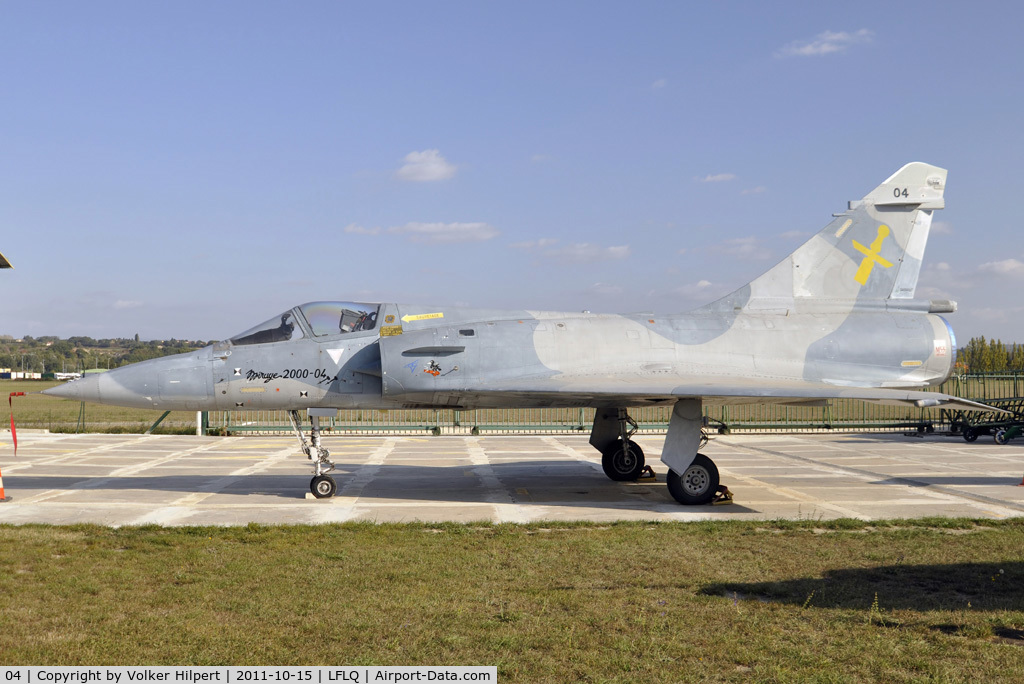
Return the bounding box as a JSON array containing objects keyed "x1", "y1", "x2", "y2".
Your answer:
[{"x1": 2, "y1": 2, "x2": 1023, "y2": 343}]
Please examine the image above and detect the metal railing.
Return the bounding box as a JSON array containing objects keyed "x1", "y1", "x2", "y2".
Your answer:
[{"x1": 203, "y1": 372, "x2": 1024, "y2": 436}]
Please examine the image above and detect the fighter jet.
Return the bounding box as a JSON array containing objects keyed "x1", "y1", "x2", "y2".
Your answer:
[{"x1": 43, "y1": 162, "x2": 994, "y2": 504}]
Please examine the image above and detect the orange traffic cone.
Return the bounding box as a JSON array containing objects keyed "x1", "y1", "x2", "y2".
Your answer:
[
  {"x1": 1017, "y1": 473, "x2": 1024, "y2": 487},
  {"x1": 0, "y1": 465, "x2": 6, "y2": 502}
]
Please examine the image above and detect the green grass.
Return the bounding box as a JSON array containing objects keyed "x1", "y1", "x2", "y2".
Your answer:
[
  {"x1": 2, "y1": 520, "x2": 1024, "y2": 681},
  {"x1": 3, "y1": 380, "x2": 197, "y2": 433}
]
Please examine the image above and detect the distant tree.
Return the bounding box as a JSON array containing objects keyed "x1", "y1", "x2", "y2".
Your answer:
[
  {"x1": 50, "y1": 340, "x2": 72, "y2": 356},
  {"x1": 957, "y1": 336, "x2": 1024, "y2": 373},
  {"x1": 991, "y1": 339, "x2": 1009, "y2": 372},
  {"x1": 979, "y1": 337, "x2": 996, "y2": 372},
  {"x1": 960, "y1": 337, "x2": 986, "y2": 372},
  {"x1": 1011, "y1": 344, "x2": 1024, "y2": 371}
]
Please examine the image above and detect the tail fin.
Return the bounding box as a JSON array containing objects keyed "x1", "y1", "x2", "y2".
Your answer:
[
  {"x1": 0, "y1": 250, "x2": 11, "y2": 269},
  {"x1": 704, "y1": 162, "x2": 947, "y2": 312}
]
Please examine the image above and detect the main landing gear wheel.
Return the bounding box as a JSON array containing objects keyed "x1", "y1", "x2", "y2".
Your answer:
[
  {"x1": 602, "y1": 439, "x2": 646, "y2": 481},
  {"x1": 311, "y1": 475, "x2": 337, "y2": 499},
  {"x1": 667, "y1": 453, "x2": 719, "y2": 505}
]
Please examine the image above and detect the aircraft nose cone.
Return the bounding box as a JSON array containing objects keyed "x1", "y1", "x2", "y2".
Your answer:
[
  {"x1": 41, "y1": 368, "x2": 155, "y2": 408},
  {"x1": 40, "y1": 355, "x2": 212, "y2": 410},
  {"x1": 42, "y1": 375, "x2": 101, "y2": 402}
]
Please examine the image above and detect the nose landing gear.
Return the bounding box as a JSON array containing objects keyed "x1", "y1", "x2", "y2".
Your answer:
[
  {"x1": 310, "y1": 474, "x2": 337, "y2": 498},
  {"x1": 288, "y1": 410, "x2": 338, "y2": 498}
]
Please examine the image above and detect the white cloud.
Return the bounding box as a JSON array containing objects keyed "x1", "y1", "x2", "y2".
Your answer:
[
  {"x1": 589, "y1": 282, "x2": 623, "y2": 295},
  {"x1": 915, "y1": 285, "x2": 950, "y2": 299},
  {"x1": 395, "y1": 149, "x2": 457, "y2": 182},
  {"x1": 651, "y1": 78, "x2": 667, "y2": 90},
  {"x1": 513, "y1": 239, "x2": 630, "y2": 263},
  {"x1": 979, "y1": 258, "x2": 1024, "y2": 278},
  {"x1": 709, "y1": 236, "x2": 772, "y2": 261},
  {"x1": 779, "y1": 230, "x2": 809, "y2": 240},
  {"x1": 973, "y1": 306, "x2": 1024, "y2": 323},
  {"x1": 511, "y1": 238, "x2": 558, "y2": 249},
  {"x1": 530, "y1": 154, "x2": 551, "y2": 163},
  {"x1": 551, "y1": 243, "x2": 630, "y2": 262},
  {"x1": 742, "y1": 186, "x2": 767, "y2": 195},
  {"x1": 674, "y1": 280, "x2": 715, "y2": 298},
  {"x1": 344, "y1": 223, "x2": 380, "y2": 235},
  {"x1": 698, "y1": 173, "x2": 736, "y2": 183},
  {"x1": 778, "y1": 29, "x2": 874, "y2": 57},
  {"x1": 931, "y1": 221, "x2": 954, "y2": 235},
  {"x1": 113, "y1": 300, "x2": 143, "y2": 310},
  {"x1": 388, "y1": 222, "x2": 498, "y2": 243}
]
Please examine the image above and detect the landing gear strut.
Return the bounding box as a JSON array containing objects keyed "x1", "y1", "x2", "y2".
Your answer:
[
  {"x1": 288, "y1": 410, "x2": 337, "y2": 498},
  {"x1": 660, "y1": 399, "x2": 724, "y2": 505}
]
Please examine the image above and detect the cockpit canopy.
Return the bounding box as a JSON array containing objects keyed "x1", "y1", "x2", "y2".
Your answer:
[{"x1": 230, "y1": 302, "x2": 380, "y2": 346}]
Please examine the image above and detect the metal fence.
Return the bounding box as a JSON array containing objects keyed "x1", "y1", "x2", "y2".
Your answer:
[{"x1": 204, "y1": 372, "x2": 1024, "y2": 436}]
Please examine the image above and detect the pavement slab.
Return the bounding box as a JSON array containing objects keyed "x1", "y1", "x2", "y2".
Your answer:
[{"x1": 1, "y1": 430, "x2": 1022, "y2": 525}]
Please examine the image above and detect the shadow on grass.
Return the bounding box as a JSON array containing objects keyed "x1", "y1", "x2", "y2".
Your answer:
[{"x1": 702, "y1": 561, "x2": 1024, "y2": 612}]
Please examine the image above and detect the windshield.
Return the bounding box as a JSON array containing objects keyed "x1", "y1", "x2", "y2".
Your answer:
[
  {"x1": 230, "y1": 310, "x2": 304, "y2": 346},
  {"x1": 298, "y1": 301, "x2": 380, "y2": 336}
]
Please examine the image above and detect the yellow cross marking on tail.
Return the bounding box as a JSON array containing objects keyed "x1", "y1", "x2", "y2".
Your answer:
[{"x1": 852, "y1": 225, "x2": 893, "y2": 285}]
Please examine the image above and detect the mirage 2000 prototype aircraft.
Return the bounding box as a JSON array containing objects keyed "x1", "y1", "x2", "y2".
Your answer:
[{"x1": 43, "y1": 162, "x2": 996, "y2": 505}]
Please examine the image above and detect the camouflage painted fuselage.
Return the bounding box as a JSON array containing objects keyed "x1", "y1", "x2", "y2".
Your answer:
[
  {"x1": 58, "y1": 161, "x2": 959, "y2": 414},
  {"x1": 67, "y1": 296, "x2": 954, "y2": 414}
]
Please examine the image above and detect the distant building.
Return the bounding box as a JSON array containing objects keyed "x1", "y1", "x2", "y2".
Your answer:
[{"x1": 53, "y1": 372, "x2": 83, "y2": 381}]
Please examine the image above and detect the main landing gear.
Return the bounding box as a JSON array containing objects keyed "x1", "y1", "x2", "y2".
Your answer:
[
  {"x1": 665, "y1": 453, "x2": 719, "y2": 505},
  {"x1": 596, "y1": 410, "x2": 648, "y2": 481},
  {"x1": 591, "y1": 402, "x2": 723, "y2": 506},
  {"x1": 288, "y1": 410, "x2": 337, "y2": 498}
]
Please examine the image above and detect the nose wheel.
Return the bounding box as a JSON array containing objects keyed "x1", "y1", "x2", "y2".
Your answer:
[{"x1": 311, "y1": 474, "x2": 337, "y2": 498}]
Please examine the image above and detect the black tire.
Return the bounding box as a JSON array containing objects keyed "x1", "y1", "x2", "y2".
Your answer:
[
  {"x1": 602, "y1": 439, "x2": 645, "y2": 481},
  {"x1": 310, "y1": 475, "x2": 337, "y2": 498},
  {"x1": 995, "y1": 429, "x2": 1009, "y2": 445},
  {"x1": 667, "y1": 453, "x2": 719, "y2": 505},
  {"x1": 963, "y1": 427, "x2": 978, "y2": 443}
]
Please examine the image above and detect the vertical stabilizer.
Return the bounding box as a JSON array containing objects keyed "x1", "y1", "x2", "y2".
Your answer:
[{"x1": 702, "y1": 162, "x2": 946, "y2": 312}]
